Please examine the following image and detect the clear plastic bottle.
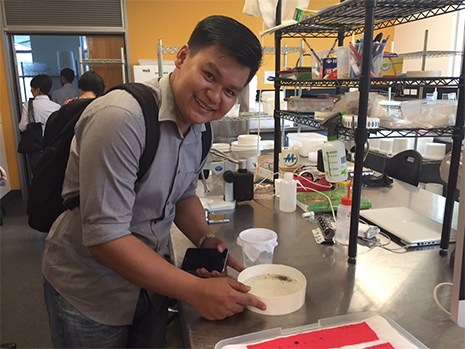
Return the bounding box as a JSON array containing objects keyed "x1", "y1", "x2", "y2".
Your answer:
[
  {"x1": 322, "y1": 138, "x2": 348, "y2": 183},
  {"x1": 279, "y1": 172, "x2": 297, "y2": 212},
  {"x1": 335, "y1": 182, "x2": 352, "y2": 245},
  {"x1": 321, "y1": 111, "x2": 348, "y2": 183}
]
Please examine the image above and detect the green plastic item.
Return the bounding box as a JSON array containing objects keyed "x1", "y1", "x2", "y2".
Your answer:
[{"x1": 296, "y1": 187, "x2": 372, "y2": 213}]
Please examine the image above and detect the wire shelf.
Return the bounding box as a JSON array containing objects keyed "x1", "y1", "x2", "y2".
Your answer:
[
  {"x1": 274, "y1": 77, "x2": 461, "y2": 88},
  {"x1": 277, "y1": 111, "x2": 457, "y2": 138},
  {"x1": 399, "y1": 51, "x2": 464, "y2": 59},
  {"x1": 278, "y1": 0, "x2": 465, "y2": 38}
]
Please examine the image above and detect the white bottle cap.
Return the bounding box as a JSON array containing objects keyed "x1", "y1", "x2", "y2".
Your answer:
[{"x1": 284, "y1": 172, "x2": 293, "y2": 180}]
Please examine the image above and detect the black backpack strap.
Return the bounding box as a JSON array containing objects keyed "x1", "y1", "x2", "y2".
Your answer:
[
  {"x1": 201, "y1": 122, "x2": 212, "y2": 163},
  {"x1": 107, "y1": 83, "x2": 160, "y2": 181},
  {"x1": 64, "y1": 85, "x2": 159, "y2": 212}
]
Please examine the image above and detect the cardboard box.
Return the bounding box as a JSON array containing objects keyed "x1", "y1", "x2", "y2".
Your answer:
[
  {"x1": 293, "y1": 8, "x2": 317, "y2": 22},
  {"x1": 322, "y1": 58, "x2": 337, "y2": 79},
  {"x1": 379, "y1": 55, "x2": 403, "y2": 77}
]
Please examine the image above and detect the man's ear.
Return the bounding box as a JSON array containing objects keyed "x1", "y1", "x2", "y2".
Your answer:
[{"x1": 175, "y1": 44, "x2": 189, "y2": 68}]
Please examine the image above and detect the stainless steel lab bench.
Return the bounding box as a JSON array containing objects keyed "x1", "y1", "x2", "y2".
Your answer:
[{"x1": 170, "y1": 179, "x2": 464, "y2": 348}]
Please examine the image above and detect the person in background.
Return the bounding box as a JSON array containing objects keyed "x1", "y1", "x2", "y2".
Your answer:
[
  {"x1": 64, "y1": 70, "x2": 106, "y2": 104},
  {"x1": 19, "y1": 74, "x2": 60, "y2": 175},
  {"x1": 51, "y1": 68, "x2": 80, "y2": 105},
  {"x1": 42, "y1": 15, "x2": 265, "y2": 348},
  {"x1": 43, "y1": 71, "x2": 106, "y2": 148}
]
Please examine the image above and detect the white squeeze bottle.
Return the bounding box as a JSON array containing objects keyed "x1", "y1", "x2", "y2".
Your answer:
[
  {"x1": 279, "y1": 172, "x2": 297, "y2": 212},
  {"x1": 336, "y1": 181, "x2": 352, "y2": 245},
  {"x1": 321, "y1": 111, "x2": 348, "y2": 183}
]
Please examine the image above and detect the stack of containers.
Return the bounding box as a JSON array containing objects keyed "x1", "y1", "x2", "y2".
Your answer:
[{"x1": 231, "y1": 134, "x2": 261, "y2": 172}]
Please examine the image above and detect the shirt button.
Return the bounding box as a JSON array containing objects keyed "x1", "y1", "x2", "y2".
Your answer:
[{"x1": 177, "y1": 170, "x2": 180, "y2": 174}]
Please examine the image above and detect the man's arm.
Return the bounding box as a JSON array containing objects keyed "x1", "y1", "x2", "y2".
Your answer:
[
  {"x1": 174, "y1": 195, "x2": 214, "y2": 248},
  {"x1": 174, "y1": 195, "x2": 245, "y2": 274},
  {"x1": 88, "y1": 235, "x2": 266, "y2": 320},
  {"x1": 18, "y1": 103, "x2": 28, "y2": 132}
]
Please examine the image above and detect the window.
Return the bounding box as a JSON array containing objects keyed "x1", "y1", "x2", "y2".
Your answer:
[{"x1": 14, "y1": 35, "x2": 34, "y2": 103}]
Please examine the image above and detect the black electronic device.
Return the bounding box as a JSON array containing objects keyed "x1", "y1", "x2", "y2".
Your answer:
[
  {"x1": 181, "y1": 248, "x2": 228, "y2": 274},
  {"x1": 317, "y1": 215, "x2": 335, "y2": 240}
]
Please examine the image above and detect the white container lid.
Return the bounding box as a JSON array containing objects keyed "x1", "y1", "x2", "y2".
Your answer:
[
  {"x1": 212, "y1": 143, "x2": 230, "y2": 152},
  {"x1": 237, "y1": 134, "x2": 261, "y2": 145}
]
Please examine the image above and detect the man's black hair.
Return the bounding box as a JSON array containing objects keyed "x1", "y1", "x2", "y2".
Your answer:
[
  {"x1": 187, "y1": 15, "x2": 263, "y2": 85},
  {"x1": 78, "y1": 71, "x2": 106, "y2": 97},
  {"x1": 30, "y1": 74, "x2": 53, "y2": 95},
  {"x1": 61, "y1": 68, "x2": 75, "y2": 83}
]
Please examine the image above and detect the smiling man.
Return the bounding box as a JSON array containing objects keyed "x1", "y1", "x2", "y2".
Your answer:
[{"x1": 41, "y1": 15, "x2": 264, "y2": 348}]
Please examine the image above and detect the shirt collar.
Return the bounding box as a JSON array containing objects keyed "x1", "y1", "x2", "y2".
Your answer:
[
  {"x1": 158, "y1": 75, "x2": 205, "y2": 139},
  {"x1": 34, "y1": 95, "x2": 51, "y2": 101}
]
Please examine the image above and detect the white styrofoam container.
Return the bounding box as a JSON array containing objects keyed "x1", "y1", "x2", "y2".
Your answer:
[
  {"x1": 287, "y1": 132, "x2": 326, "y2": 157},
  {"x1": 237, "y1": 264, "x2": 306, "y2": 316}
]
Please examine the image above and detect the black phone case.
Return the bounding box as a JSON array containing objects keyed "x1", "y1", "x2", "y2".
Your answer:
[{"x1": 181, "y1": 248, "x2": 228, "y2": 273}]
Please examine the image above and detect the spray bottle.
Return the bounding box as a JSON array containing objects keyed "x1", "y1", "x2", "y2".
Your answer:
[{"x1": 321, "y1": 111, "x2": 348, "y2": 183}]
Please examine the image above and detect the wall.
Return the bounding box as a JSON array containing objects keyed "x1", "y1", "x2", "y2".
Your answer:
[
  {"x1": 394, "y1": 11, "x2": 463, "y2": 76},
  {"x1": 126, "y1": 0, "x2": 343, "y2": 90},
  {"x1": 0, "y1": 33, "x2": 20, "y2": 190}
]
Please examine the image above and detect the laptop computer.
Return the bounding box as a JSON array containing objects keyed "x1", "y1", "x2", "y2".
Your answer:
[{"x1": 360, "y1": 206, "x2": 457, "y2": 247}]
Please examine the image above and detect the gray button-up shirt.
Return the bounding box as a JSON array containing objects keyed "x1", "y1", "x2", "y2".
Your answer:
[
  {"x1": 42, "y1": 76, "x2": 208, "y2": 325},
  {"x1": 51, "y1": 83, "x2": 80, "y2": 105}
]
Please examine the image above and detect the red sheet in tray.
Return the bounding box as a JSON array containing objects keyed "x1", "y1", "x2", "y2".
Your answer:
[{"x1": 247, "y1": 321, "x2": 382, "y2": 349}]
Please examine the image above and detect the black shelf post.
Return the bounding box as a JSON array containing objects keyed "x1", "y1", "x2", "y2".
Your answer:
[
  {"x1": 440, "y1": 37, "x2": 465, "y2": 255},
  {"x1": 274, "y1": 1, "x2": 282, "y2": 180},
  {"x1": 348, "y1": 0, "x2": 377, "y2": 264}
]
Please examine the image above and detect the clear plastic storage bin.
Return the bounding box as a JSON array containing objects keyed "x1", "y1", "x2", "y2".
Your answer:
[
  {"x1": 400, "y1": 100, "x2": 458, "y2": 127},
  {"x1": 287, "y1": 97, "x2": 335, "y2": 113}
]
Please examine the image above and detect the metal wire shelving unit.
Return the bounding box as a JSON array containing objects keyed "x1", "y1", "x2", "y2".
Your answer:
[{"x1": 272, "y1": 0, "x2": 465, "y2": 263}]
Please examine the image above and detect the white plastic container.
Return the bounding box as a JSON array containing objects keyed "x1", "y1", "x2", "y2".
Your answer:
[
  {"x1": 279, "y1": 172, "x2": 297, "y2": 212},
  {"x1": 400, "y1": 100, "x2": 458, "y2": 127},
  {"x1": 378, "y1": 138, "x2": 393, "y2": 155},
  {"x1": 423, "y1": 142, "x2": 446, "y2": 160},
  {"x1": 237, "y1": 264, "x2": 307, "y2": 316},
  {"x1": 335, "y1": 195, "x2": 352, "y2": 245},
  {"x1": 336, "y1": 46, "x2": 350, "y2": 79},
  {"x1": 321, "y1": 138, "x2": 348, "y2": 182},
  {"x1": 287, "y1": 132, "x2": 326, "y2": 157}
]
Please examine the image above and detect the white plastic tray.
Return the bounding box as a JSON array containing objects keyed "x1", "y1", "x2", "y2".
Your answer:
[{"x1": 214, "y1": 312, "x2": 427, "y2": 349}]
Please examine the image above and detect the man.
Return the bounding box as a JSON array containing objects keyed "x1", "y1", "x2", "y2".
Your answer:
[
  {"x1": 42, "y1": 15, "x2": 265, "y2": 348},
  {"x1": 51, "y1": 68, "x2": 80, "y2": 105},
  {"x1": 19, "y1": 74, "x2": 60, "y2": 175}
]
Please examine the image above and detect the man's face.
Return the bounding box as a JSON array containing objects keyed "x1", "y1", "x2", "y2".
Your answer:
[{"x1": 170, "y1": 45, "x2": 250, "y2": 133}]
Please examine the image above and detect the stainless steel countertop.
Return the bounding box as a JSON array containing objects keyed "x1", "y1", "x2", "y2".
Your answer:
[{"x1": 170, "y1": 179, "x2": 464, "y2": 348}]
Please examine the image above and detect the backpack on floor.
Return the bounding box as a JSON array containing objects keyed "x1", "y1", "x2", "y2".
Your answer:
[{"x1": 27, "y1": 82, "x2": 212, "y2": 233}]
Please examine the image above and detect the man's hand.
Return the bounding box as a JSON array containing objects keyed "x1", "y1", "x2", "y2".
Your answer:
[
  {"x1": 189, "y1": 277, "x2": 266, "y2": 320},
  {"x1": 196, "y1": 236, "x2": 245, "y2": 278}
]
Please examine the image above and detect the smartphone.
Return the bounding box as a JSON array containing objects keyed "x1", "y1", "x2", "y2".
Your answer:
[{"x1": 181, "y1": 248, "x2": 228, "y2": 273}]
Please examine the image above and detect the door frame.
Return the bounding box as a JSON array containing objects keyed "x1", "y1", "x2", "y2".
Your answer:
[{"x1": 0, "y1": 1, "x2": 131, "y2": 199}]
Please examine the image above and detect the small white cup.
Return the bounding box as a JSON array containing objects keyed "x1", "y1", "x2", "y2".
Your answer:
[
  {"x1": 379, "y1": 139, "x2": 393, "y2": 155},
  {"x1": 237, "y1": 228, "x2": 278, "y2": 268},
  {"x1": 392, "y1": 138, "x2": 412, "y2": 155},
  {"x1": 425, "y1": 183, "x2": 443, "y2": 196},
  {"x1": 423, "y1": 143, "x2": 446, "y2": 160}
]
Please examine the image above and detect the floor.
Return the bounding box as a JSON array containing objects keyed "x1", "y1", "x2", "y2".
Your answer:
[{"x1": 0, "y1": 192, "x2": 184, "y2": 348}]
